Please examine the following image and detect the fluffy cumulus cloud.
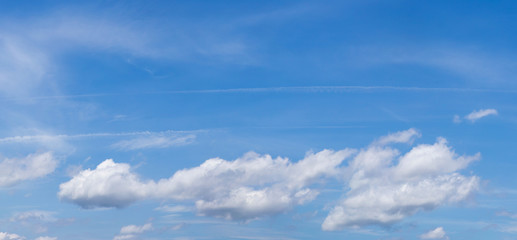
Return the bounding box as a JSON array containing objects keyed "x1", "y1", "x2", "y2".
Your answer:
[
  {"x1": 0, "y1": 152, "x2": 57, "y2": 187},
  {"x1": 420, "y1": 227, "x2": 449, "y2": 239},
  {"x1": 59, "y1": 149, "x2": 355, "y2": 220},
  {"x1": 59, "y1": 129, "x2": 480, "y2": 228},
  {"x1": 322, "y1": 132, "x2": 479, "y2": 230},
  {"x1": 58, "y1": 159, "x2": 151, "y2": 208}
]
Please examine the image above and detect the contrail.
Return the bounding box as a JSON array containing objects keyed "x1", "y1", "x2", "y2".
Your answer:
[
  {"x1": 4, "y1": 85, "x2": 517, "y2": 101},
  {"x1": 149, "y1": 86, "x2": 515, "y2": 94}
]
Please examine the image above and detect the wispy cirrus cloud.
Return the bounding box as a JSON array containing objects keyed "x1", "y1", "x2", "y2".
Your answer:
[
  {"x1": 5, "y1": 85, "x2": 517, "y2": 104},
  {"x1": 9, "y1": 210, "x2": 57, "y2": 234},
  {"x1": 0, "y1": 130, "x2": 199, "y2": 152},
  {"x1": 496, "y1": 210, "x2": 517, "y2": 219},
  {"x1": 10, "y1": 210, "x2": 56, "y2": 223},
  {"x1": 0, "y1": 34, "x2": 53, "y2": 98},
  {"x1": 111, "y1": 134, "x2": 196, "y2": 151},
  {"x1": 353, "y1": 45, "x2": 517, "y2": 86}
]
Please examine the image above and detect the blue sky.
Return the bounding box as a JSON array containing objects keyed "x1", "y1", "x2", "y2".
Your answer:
[{"x1": 0, "y1": 0, "x2": 516, "y2": 239}]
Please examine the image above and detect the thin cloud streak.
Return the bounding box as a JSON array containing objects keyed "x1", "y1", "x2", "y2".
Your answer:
[
  {"x1": 4, "y1": 85, "x2": 517, "y2": 102},
  {"x1": 0, "y1": 130, "x2": 205, "y2": 144}
]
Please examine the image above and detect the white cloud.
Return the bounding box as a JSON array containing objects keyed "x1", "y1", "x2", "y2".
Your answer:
[
  {"x1": 113, "y1": 235, "x2": 135, "y2": 240},
  {"x1": 356, "y1": 45, "x2": 517, "y2": 86},
  {"x1": 58, "y1": 159, "x2": 151, "y2": 208},
  {"x1": 0, "y1": 232, "x2": 24, "y2": 240},
  {"x1": 10, "y1": 210, "x2": 56, "y2": 222},
  {"x1": 0, "y1": 130, "x2": 194, "y2": 144},
  {"x1": 0, "y1": 152, "x2": 57, "y2": 187},
  {"x1": 113, "y1": 223, "x2": 152, "y2": 240},
  {"x1": 420, "y1": 227, "x2": 448, "y2": 239},
  {"x1": 0, "y1": 233, "x2": 50, "y2": 240},
  {"x1": 374, "y1": 128, "x2": 420, "y2": 145},
  {"x1": 453, "y1": 114, "x2": 462, "y2": 123},
  {"x1": 8, "y1": 210, "x2": 58, "y2": 233},
  {"x1": 0, "y1": 7, "x2": 257, "y2": 101},
  {"x1": 111, "y1": 134, "x2": 195, "y2": 150},
  {"x1": 0, "y1": 131, "x2": 197, "y2": 153},
  {"x1": 155, "y1": 205, "x2": 191, "y2": 213},
  {"x1": 394, "y1": 137, "x2": 479, "y2": 179},
  {"x1": 501, "y1": 222, "x2": 517, "y2": 233},
  {"x1": 59, "y1": 149, "x2": 354, "y2": 220},
  {"x1": 496, "y1": 210, "x2": 517, "y2": 219},
  {"x1": 0, "y1": 35, "x2": 52, "y2": 98},
  {"x1": 120, "y1": 223, "x2": 152, "y2": 234},
  {"x1": 171, "y1": 223, "x2": 185, "y2": 231},
  {"x1": 59, "y1": 129, "x2": 480, "y2": 228},
  {"x1": 465, "y1": 109, "x2": 498, "y2": 122},
  {"x1": 322, "y1": 132, "x2": 479, "y2": 230},
  {"x1": 34, "y1": 237, "x2": 57, "y2": 240}
]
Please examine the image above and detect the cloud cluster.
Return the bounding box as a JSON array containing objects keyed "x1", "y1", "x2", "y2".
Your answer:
[
  {"x1": 0, "y1": 152, "x2": 57, "y2": 187},
  {"x1": 59, "y1": 129, "x2": 480, "y2": 230},
  {"x1": 59, "y1": 149, "x2": 355, "y2": 220},
  {"x1": 322, "y1": 136, "x2": 479, "y2": 230}
]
